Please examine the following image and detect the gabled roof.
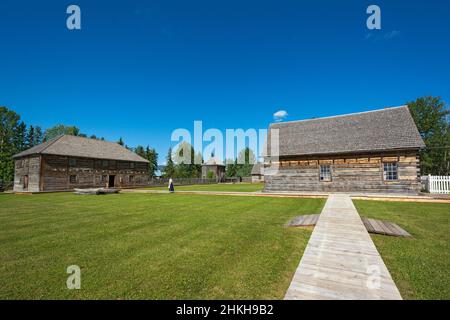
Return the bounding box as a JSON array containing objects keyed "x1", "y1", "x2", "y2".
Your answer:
[
  {"x1": 13, "y1": 135, "x2": 149, "y2": 163},
  {"x1": 202, "y1": 157, "x2": 226, "y2": 166},
  {"x1": 267, "y1": 106, "x2": 425, "y2": 157},
  {"x1": 251, "y1": 163, "x2": 264, "y2": 175}
]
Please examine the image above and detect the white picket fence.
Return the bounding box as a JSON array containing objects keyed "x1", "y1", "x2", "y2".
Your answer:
[{"x1": 426, "y1": 175, "x2": 450, "y2": 194}]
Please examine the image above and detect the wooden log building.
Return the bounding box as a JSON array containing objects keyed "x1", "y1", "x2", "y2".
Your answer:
[
  {"x1": 264, "y1": 106, "x2": 426, "y2": 193},
  {"x1": 13, "y1": 135, "x2": 150, "y2": 192},
  {"x1": 201, "y1": 158, "x2": 226, "y2": 182}
]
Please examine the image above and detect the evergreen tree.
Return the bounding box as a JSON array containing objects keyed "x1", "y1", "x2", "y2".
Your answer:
[
  {"x1": 172, "y1": 142, "x2": 201, "y2": 178},
  {"x1": 236, "y1": 147, "x2": 256, "y2": 177},
  {"x1": 225, "y1": 158, "x2": 237, "y2": 177},
  {"x1": 134, "y1": 145, "x2": 146, "y2": 158},
  {"x1": 34, "y1": 126, "x2": 43, "y2": 145},
  {"x1": 14, "y1": 122, "x2": 27, "y2": 152},
  {"x1": 117, "y1": 137, "x2": 124, "y2": 146},
  {"x1": 26, "y1": 125, "x2": 35, "y2": 148},
  {"x1": 163, "y1": 147, "x2": 175, "y2": 178},
  {"x1": 146, "y1": 146, "x2": 158, "y2": 178}
]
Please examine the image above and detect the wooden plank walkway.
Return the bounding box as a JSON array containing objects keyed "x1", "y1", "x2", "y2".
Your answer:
[
  {"x1": 287, "y1": 215, "x2": 411, "y2": 237},
  {"x1": 286, "y1": 214, "x2": 320, "y2": 227},
  {"x1": 285, "y1": 194, "x2": 402, "y2": 300},
  {"x1": 361, "y1": 218, "x2": 411, "y2": 237}
]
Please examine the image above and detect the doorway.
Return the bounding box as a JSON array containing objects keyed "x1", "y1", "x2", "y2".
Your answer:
[
  {"x1": 108, "y1": 175, "x2": 115, "y2": 188},
  {"x1": 23, "y1": 175, "x2": 29, "y2": 190}
]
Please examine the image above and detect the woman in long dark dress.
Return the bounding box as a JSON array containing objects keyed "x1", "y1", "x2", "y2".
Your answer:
[{"x1": 168, "y1": 178, "x2": 174, "y2": 193}]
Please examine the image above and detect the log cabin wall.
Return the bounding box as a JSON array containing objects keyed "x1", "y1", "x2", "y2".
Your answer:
[
  {"x1": 40, "y1": 155, "x2": 149, "y2": 191},
  {"x1": 264, "y1": 150, "x2": 421, "y2": 193},
  {"x1": 13, "y1": 155, "x2": 41, "y2": 192}
]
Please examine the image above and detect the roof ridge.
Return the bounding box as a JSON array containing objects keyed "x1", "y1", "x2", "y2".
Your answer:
[
  {"x1": 39, "y1": 134, "x2": 65, "y2": 153},
  {"x1": 61, "y1": 134, "x2": 138, "y2": 152},
  {"x1": 270, "y1": 105, "x2": 408, "y2": 126}
]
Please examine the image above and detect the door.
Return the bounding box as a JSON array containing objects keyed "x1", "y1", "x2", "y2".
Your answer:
[
  {"x1": 108, "y1": 175, "x2": 115, "y2": 188},
  {"x1": 23, "y1": 175, "x2": 29, "y2": 190}
]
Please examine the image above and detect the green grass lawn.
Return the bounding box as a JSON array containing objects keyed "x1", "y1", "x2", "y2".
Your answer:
[
  {"x1": 0, "y1": 192, "x2": 323, "y2": 299},
  {"x1": 353, "y1": 200, "x2": 450, "y2": 300},
  {"x1": 142, "y1": 183, "x2": 264, "y2": 192}
]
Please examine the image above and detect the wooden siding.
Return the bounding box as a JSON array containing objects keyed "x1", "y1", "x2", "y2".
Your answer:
[
  {"x1": 14, "y1": 155, "x2": 150, "y2": 192},
  {"x1": 14, "y1": 155, "x2": 41, "y2": 192},
  {"x1": 264, "y1": 151, "x2": 421, "y2": 193}
]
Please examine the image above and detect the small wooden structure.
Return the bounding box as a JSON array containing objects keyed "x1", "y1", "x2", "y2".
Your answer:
[
  {"x1": 201, "y1": 158, "x2": 226, "y2": 182},
  {"x1": 251, "y1": 163, "x2": 264, "y2": 183},
  {"x1": 287, "y1": 214, "x2": 411, "y2": 237}
]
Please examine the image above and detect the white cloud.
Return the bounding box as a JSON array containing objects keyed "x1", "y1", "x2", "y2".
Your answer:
[
  {"x1": 365, "y1": 30, "x2": 400, "y2": 42},
  {"x1": 384, "y1": 30, "x2": 400, "y2": 39},
  {"x1": 273, "y1": 110, "x2": 288, "y2": 122}
]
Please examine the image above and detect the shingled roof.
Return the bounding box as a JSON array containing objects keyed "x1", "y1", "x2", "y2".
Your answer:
[
  {"x1": 251, "y1": 163, "x2": 264, "y2": 175},
  {"x1": 267, "y1": 106, "x2": 425, "y2": 157},
  {"x1": 13, "y1": 135, "x2": 149, "y2": 163}
]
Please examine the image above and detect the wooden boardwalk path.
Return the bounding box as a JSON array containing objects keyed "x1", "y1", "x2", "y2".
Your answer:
[
  {"x1": 287, "y1": 214, "x2": 411, "y2": 237},
  {"x1": 285, "y1": 194, "x2": 402, "y2": 300}
]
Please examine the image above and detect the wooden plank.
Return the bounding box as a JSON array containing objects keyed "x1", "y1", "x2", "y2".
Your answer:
[
  {"x1": 285, "y1": 195, "x2": 402, "y2": 300},
  {"x1": 362, "y1": 218, "x2": 375, "y2": 233},
  {"x1": 361, "y1": 218, "x2": 412, "y2": 237},
  {"x1": 287, "y1": 214, "x2": 320, "y2": 227},
  {"x1": 384, "y1": 221, "x2": 412, "y2": 237}
]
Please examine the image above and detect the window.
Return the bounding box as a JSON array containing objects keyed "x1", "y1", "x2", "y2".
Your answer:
[
  {"x1": 319, "y1": 165, "x2": 332, "y2": 181},
  {"x1": 102, "y1": 160, "x2": 109, "y2": 169},
  {"x1": 129, "y1": 175, "x2": 135, "y2": 183},
  {"x1": 69, "y1": 158, "x2": 77, "y2": 167},
  {"x1": 101, "y1": 175, "x2": 107, "y2": 183},
  {"x1": 17, "y1": 160, "x2": 23, "y2": 169},
  {"x1": 130, "y1": 162, "x2": 135, "y2": 169},
  {"x1": 69, "y1": 175, "x2": 77, "y2": 183},
  {"x1": 383, "y1": 162, "x2": 398, "y2": 181}
]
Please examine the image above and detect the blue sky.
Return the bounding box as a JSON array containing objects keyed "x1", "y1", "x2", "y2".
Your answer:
[{"x1": 0, "y1": 0, "x2": 449, "y2": 162}]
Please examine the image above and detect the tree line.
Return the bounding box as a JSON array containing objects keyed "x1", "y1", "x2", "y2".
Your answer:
[{"x1": 161, "y1": 141, "x2": 256, "y2": 179}]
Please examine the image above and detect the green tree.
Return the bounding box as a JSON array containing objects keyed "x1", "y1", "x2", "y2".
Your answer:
[
  {"x1": 162, "y1": 147, "x2": 175, "y2": 178},
  {"x1": 172, "y1": 142, "x2": 201, "y2": 178},
  {"x1": 26, "y1": 125, "x2": 35, "y2": 148},
  {"x1": 34, "y1": 126, "x2": 44, "y2": 146},
  {"x1": 44, "y1": 124, "x2": 81, "y2": 141},
  {"x1": 0, "y1": 106, "x2": 27, "y2": 182},
  {"x1": 236, "y1": 147, "x2": 256, "y2": 177},
  {"x1": 15, "y1": 122, "x2": 27, "y2": 152},
  {"x1": 408, "y1": 96, "x2": 450, "y2": 175},
  {"x1": 225, "y1": 158, "x2": 237, "y2": 177},
  {"x1": 206, "y1": 170, "x2": 215, "y2": 179},
  {"x1": 131, "y1": 145, "x2": 158, "y2": 177},
  {"x1": 89, "y1": 134, "x2": 104, "y2": 140},
  {"x1": 134, "y1": 145, "x2": 146, "y2": 158},
  {"x1": 146, "y1": 146, "x2": 158, "y2": 178},
  {"x1": 117, "y1": 137, "x2": 124, "y2": 146}
]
